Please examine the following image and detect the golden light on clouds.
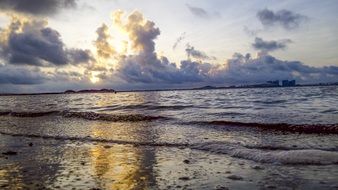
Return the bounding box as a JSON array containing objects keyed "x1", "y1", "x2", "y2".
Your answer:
[
  {"x1": 111, "y1": 29, "x2": 130, "y2": 54},
  {"x1": 90, "y1": 71, "x2": 100, "y2": 83}
]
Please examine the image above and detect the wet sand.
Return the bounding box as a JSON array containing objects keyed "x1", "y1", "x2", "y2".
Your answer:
[{"x1": 1, "y1": 134, "x2": 338, "y2": 190}]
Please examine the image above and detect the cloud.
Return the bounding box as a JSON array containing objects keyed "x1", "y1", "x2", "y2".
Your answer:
[
  {"x1": 243, "y1": 26, "x2": 261, "y2": 37},
  {"x1": 0, "y1": 0, "x2": 77, "y2": 16},
  {"x1": 110, "y1": 53, "x2": 338, "y2": 88},
  {"x1": 172, "y1": 32, "x2": 186, "y2": 50},
  {"x1": 1, "y1": 10, "x2": 337, "y2": 93},
  {"x1": 94, "y1": 23, "x2": 115, "y2": 59},
  {"x1": 252, "y1": 37, "x2": 292, "y2": 54},
  {"x1": 186, "y1": 4, "x2": 208, "y2": 18},
  {"x1": 0, "y1": 64, "x2": 45, "y2": 84},
  {"x1": 257, "y1": 9, "x2": 307, "y2": 29},
  {"x1": 101, "y1": 11, "x2": 337, "y2": 88},
  {"x1": 179, "y1": 60, "x2": 213, "y2": 82},
  {"x1": 0, "y1": 16, "x2": 93, "y2": 66},
  {"x1": 213, "y1": 53, "x2": 338, "y2": 84},
  {"x1": 186, "y1": 4, "x2": 220, "y2": 19},
  {"x1": 67, "y1": 49, "x2": 94, "y2": 64},
  {"x1": 110, "y1": 11, "x2": 181, "y2": 83},
  {"x1": 185, "y1": 44, "x2": 216, "y2": 60},
  {"x1": 119, "y1": 11, "x2": 160, "y2": 53}
]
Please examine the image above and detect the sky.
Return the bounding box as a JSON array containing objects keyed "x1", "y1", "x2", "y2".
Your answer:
[{"x1": 0, "y1": 0, "x2": 337, "y2": 93}]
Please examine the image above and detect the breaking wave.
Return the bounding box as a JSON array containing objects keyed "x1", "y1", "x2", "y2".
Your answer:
[
  {"x1": 191, "y1": 142, "x2": 338, "y2": 165},
  {"x1": 1, "y1": 131, "x2": 338, "y2": 165}
]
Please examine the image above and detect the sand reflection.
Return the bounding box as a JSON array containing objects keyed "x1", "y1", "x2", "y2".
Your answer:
[{"x1": 89, "y1": 131, "x2": 157, "y2": 189}]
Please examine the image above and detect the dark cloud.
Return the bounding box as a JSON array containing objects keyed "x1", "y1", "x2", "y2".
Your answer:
[
  {"x1": 0, "y1": 18, "x2": 93, "y2": 66},
  {"x1": 257, "y1": 9, "x2": 307, "y2": 29},
  {"x1": 252, "y1": 37, "x2": 292, "y2": 53},
  {"x1": 179, "y1": 60, "x2": 213, "y2": 82},
  {"x1": 186, "y1": 4, "x2": 220, "y2": 19},
  {"x1": 0, "y1": 0, "x2": 77, "y2": 16},
  {"x1": 210, "y1": 53, "x2": 338, "y2": 85},
  {"x1": 111, "y1": 53, "x2": 338, "y2": 88},
  {"x1": 173, "y1": 32, "x2": 186, "y2": 50},
  {"x1": 67, "y1": 49, "x2": 94, "y2": 64},
  {"x1": 0, "y1": 65, "x2": 45, "y2": 84},
  {"x1": 185, "y1": 44, "x2": 216, "y2": 60}
]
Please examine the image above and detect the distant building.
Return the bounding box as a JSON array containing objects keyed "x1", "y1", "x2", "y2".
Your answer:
[
  {"x1": 267, "y1": 80, "x2": 280, "y2": 86},
  {"x1": 282, "y1": 80, "x2": 296, "y2": 87}
]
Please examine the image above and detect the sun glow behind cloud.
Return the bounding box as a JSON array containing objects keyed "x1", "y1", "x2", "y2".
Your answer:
[
  {"x1": 111, "y1": 26, "x2": 130, "y2": 54},
  {"x1": 90, "y1": 72, "x2": 100, "y2": 83}
]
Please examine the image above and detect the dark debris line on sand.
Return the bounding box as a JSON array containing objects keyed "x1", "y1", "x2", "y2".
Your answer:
[{"x1": 2, "y1": 151, "x2": 17, "y2": 155}]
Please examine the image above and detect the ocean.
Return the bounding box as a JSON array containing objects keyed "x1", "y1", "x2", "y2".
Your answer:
[{"x1": 0, "y1": 86, "x2": 338, "y2": 189}]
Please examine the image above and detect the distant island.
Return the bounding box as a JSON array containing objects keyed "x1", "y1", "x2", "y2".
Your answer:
[
  {"x1": 64, "y1": 89, "x2": 116, "y2": 94},
  {"x1": 0, "y1": 89, "x2": 116, "y2": 96}
]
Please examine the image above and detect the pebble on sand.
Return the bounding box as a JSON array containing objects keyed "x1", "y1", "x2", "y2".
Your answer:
[
  {"x1": 227, "y1": 175, "x2": 243, "y2": 180},
  {"x1": 265, "y1": 185, "x2": 277, "y2": 189},
  {"x1": 215, "y1": 185, "x2": 229, "y2": 190},
  {"x1": 251, "y1": 165, "x2": 264, "y2": 170},
  {"x1": 178, "y1": 177, "x2": 190, "y2": 181}
]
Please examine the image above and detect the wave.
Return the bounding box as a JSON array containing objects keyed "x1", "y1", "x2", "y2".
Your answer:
[
  {"x1": 62, "y1": 111, "x2": 167, "y2": 122},
  {"x1": 243, "y1": 144, "x2": 338, "y2": 151},
  {"x1": 102, "y1": 104, "x2": 195, "y2": 111},
  {"x1": 192, "y1": 142, "x2": 338, "y2": 165},
  {"x1": 1, "y1": 131, "x2": 338, "y2": 165},
  {"x1": 0, "y1": 110, "x2": 167, "y2": 122},
  {"x1": 193, "y1": 120, "x2": 338, "y2": 134},
  {"x1": 0, "y1": 110, "x2": 59, "y2": 117},
  {"x1": 252, "y1": 100, "x2": 287, "y2": 104},
  {"x1": 321, "y1": 109, "x2": 338, "y2": 113}
]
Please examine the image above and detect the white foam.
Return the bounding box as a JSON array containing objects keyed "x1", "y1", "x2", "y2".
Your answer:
[
  {"x1": 192, "y1": 142, "x2": 338, "y2": 165},
  {"x1": 231, "y1": 149, "x2": 338, "y2": 165}
]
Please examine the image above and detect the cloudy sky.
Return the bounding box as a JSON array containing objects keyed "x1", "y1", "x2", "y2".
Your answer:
[{"x1": 0, "y1": 0, "x2": 337, "y2": 93}]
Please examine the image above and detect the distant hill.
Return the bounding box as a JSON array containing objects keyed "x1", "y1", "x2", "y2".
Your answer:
[{"x1": 64, "y1": 89, "x2": 116, "y2": 94}]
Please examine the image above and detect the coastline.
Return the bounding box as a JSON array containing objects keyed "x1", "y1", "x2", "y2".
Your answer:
[{"x1": 0, "y1": 82, "x2": 337, "y2": 97}]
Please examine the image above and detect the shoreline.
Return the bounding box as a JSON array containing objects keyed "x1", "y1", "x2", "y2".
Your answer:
[{"x1": 1, "y1": 132, "x2": 338, "y2": 190}]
